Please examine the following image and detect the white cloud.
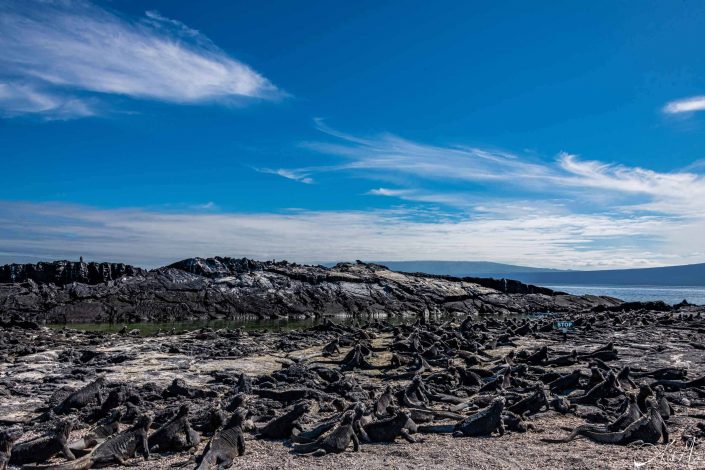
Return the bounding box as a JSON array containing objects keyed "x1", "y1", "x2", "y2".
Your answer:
[
  {"x1": 367, "y1": 188, "x2": 413, "y2": 197},
  {"x1": 292, "y1": 122, "x2": 705, "y2": 218},
  {"x1": 0, "y1": 201, "x2": 699, "y2": 270},
  {"x1": 663, "y1": 95, "x2": 705, "y2": 114},
  {"x1": 0, "y1": 0, "x2": 279, "y2": 118},
  {"x1": 0, "y1": 82, "x2": 96, "y2": 119},
  {"x1": 255, "y1": 168, "x2": 314, "y2": 184}
]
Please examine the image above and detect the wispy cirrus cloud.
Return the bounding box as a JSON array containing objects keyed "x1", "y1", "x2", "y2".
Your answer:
[
  {"x1": 663, "y1": 95, "x2": 705, "y2": 114},
  {"x1": 367, "y1": 188, "x2": 413, "y2": 197},
  {"x1": 0, "y1": 0, "x2": 280, "y2": 119},
  {"x1": 0, "y1": 82, "x2": 97, "y2": 119},
  {"x1": 291, "y1": 121, "x2": 705, "y2": 218},
  {"x1": 255, "y1": 168, "x2": 315, "y2": 184}
]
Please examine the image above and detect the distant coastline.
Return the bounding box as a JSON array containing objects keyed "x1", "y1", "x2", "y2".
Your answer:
[
  {"x1": 371, "y1": 261, "x2": 705, "y2": 287},
  {"x1": 542, "y1": 284, "x2": 705, "y2": 305}
]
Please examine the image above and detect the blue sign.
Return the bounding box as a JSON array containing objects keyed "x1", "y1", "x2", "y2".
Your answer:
[{"x1": 554, "y1": 321, "x2": 574, "y2": 329}]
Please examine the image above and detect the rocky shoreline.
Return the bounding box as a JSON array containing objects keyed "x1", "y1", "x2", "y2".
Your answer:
[
  {"x1": 0, "y1": 258, "x2": 621, "y2": 324},
  {"x1": 2, "y1": 300, "x2": 705, "y2": 469}
]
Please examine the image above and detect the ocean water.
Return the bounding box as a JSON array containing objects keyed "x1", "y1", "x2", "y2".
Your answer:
[{"x1": 543, "y1": 285, "x2": 705, "y2": 305}]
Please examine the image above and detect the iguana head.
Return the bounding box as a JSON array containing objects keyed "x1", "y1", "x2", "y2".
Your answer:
[
  {"x1": 177, "y1": 404, "x2": 190, "y2": 417},
  {"x1": 226, "y1": 408, "x2": 247, "y2": 428},
  {"x1": 654, "y1": 385, "x2": 666, "y2": 398},
  {"x1": 340, "y1": 410, "x2": 355, "y2": 425},
  {"x1": 638, "y1": 383, "x2": 653, "y2": 399},
  {"x1": 353, "y1": 402, "x2": 366, "y2": 419},
  {"x1": 54, "y1": 419, "x2": 75, "y2": 438},
  {"x1": 136, "y1": 414, "x2": 153, "y2": 430},
  {"x1": 490, "y1": 397, "x2": 506, "y2": 411},
  {"x1": 0, "y1": 429, "x2": 21, "y2": 450},
  {"x1": 293, "y1": 401, "x2": 310, "y2": 414}
]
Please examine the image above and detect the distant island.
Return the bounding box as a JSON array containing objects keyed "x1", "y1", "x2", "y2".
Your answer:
[{"x1": 367, "y1": 261, "x2": 705, "y2": 287}]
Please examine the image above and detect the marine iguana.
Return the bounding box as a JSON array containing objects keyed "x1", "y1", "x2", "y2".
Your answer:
[
  {"x1": 373, "y1": 385, "x2": 396, "y2": 418},
  {"x1": 478, "y1": 369, "x2": 511, "y2": 393},
  {"x1": 23, "y1": 414, "x2": 152, "y2": 470},
  {"x1": 406, "y1": 407, "x2": 463, "y2": 424},
  {"x1": 417, "y1": 397, "x2": 505, "y2": 436},
  {"x1": 651, "y1": 375, "x2": 705, "y2": 392},
  {"x1": 570, "y1": 371, "x2": 622, "y2": 405},
  {"x1": 361, "y1": 409, "x2": 417, "y2": 443},
  {"x1": 322, "y1": 339, "x2": 341, "y2": 356},
  {"x1": 653, "y1": 385, "x2": 674, "y2": 420},
  {"x1": 195, "y1": 409, "x2": 246, "y2": 470},
  {"x1": 507, "y1": 387, "x2": 549, "y2": 416},
  {"x1": 340, "y1": 344, "x2": 374, "y2": 371},
  {"x1": 502, "y1": 410, "x2": 533, "y2": 433},
  {"x1": 401, "y1": 376, "x2": 431, "y2": 408},
  {"x1": 0, "y1": 429, "x2": 19, "y2": 470},
  {"x1": 549, "y1": 393, "x2": 643, "y2": 443},
  {"x1": 252, "y1": 387, "x2": 329, "y2": 404},
  {"x1": 256, "y1": 401, "x2": 310, "y2": 439},
  {"x1": 52, "y1": 377, "x2": 106, "y2": 415},
  {"x1": 565, "y1": 402, "x2": 668, "y2": 445},
  {"x1": 549, "y1": 395, "x2": 575, "y2": 414},
  {"x1": 633, "y1": 367, "x2": 687, "y2": 381},
  {"x1": 524, "y1": 346, "x2": 548, "y2": 365},
  {"x1": 148, "y1": 404, "x2": 200, "y2": 453},
  {"x1": 68, "y1": 409, "x2": 122, "y2": 452},
  {"x1": 453, "y1": 397, "x2": 505, "y2": 437},
  {"x1": 636, "y1": 384, "x2": 653, "y2": 413},
  {"x1": 292, "y1": 410, "x2": 361, "y2": 457},
  {"x1": 545, "y1": 350, "x2": 578, "y2": 367},
  {"x1": 163, "y1": 379, "x2": 207, "y2": 399},
  {"x1": 616, "y1": 366, "x2": 637, "y2": 390},
  {"x1": 9, "y1": 420, "x2": 75, "y2": 465},
  {"x1": 578, "y1": 342, "x2": 618, "y2": 362}
]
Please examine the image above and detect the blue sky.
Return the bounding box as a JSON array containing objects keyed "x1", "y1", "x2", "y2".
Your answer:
[{"x1": 2, "y1": 0, "x2": 705, "y2": 268}]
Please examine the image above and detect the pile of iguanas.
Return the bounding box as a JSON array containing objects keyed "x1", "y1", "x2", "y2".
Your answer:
[{"x1": 2, "y1": 306, "x2": 705, "y2": 469}]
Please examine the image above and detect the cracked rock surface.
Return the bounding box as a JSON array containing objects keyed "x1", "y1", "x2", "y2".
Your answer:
[{"x1": 0, "y1": 257, "x2": 621, "y2": 323}]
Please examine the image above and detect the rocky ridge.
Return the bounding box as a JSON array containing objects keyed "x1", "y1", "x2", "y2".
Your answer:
[{"x1": 0, "y1": 257, "x2": 621, "y2": 323}]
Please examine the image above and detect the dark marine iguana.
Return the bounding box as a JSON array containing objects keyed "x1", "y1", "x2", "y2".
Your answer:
[
  {"x1": 0, "y1": 429, "x2": 19, "y2": 470},
  {"x1": 361, "y1": 409, "x2": 417, "y2": 443},
  {"x1": 256, "y1": 401, "x2": 310, "y2": 439},
  {"x1": 507, "y1": 386, "x2": 550, "y2": 416},
  {"x1": 546, "y1": 392, "x2": 643, "y2": 443},
  {"x1": 292, "y1": 410, "x2": 361, "y2": 457},
  {"x1": 148, "y1": 404, "x2": 200, "y2": 453},
  {"x1": 195, "y1": 409, "x2": 247, "y2": 470},
  {"x1": 68, "y1": 409, "x2": 122, "y2": 452},
  {"x1": 9, "y1": 420, "x2": 75, "y2": 465},
  {"x1": 24, "y1": 414, "x2": 152, "y2": 470},
  {"x1": 454, "y1": 396, "x2": 505, "y2": 437},
  {"x1": 570, "y1": 370, "x2": 622, "y2": 405},
  {"x1": 52, "y1": 377, "x2": 106, "y2": 415},
  {"x1": 418, "y1": 397, "x2": 505, "y2": 437},
  {"x1": 373, "y1": 385, "x2": 396, "y2": 418},
  {"x1": 554, "y1": 402, "x2": 668, "y2": 445}
]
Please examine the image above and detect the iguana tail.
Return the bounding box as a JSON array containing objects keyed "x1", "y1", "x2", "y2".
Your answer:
[
  {"x1": 194, "y1": 452, "x2": 215, "y2": 470},
  {"x1": 416, "y1": 424, "x2": 455, "y2": 434},
  {"x1": 577, "y1": 429, "x2": 624, "y2": 444},
  {"x1": 292, "y1": 442, "x2": 319, "y2": 454},
  {"x1": 540, "y1": 424, "x2": 609, "y2": 443},
  {"x1": 22, "y1": 455, "x2": 92, "y2": 470}
]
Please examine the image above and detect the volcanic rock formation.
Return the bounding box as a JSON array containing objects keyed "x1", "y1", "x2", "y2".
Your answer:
[{"x1": 0, "y1": 257, "x2": 621, "y2": 323}]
